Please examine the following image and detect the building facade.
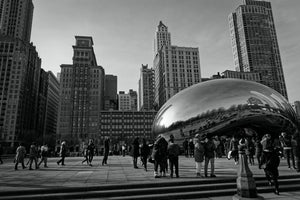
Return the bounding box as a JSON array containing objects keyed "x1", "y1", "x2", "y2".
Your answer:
[
  {"x1": 99, "y1": 111, "x2": 157, "y2": 145},
  {"x1": 222, "y1": 70, "x2": 261, "y2": 82},
  {"x1": 57, "y1": 36, "x2": 105, "y2": 151},
  {"x1": 229, "y1": 0, "x2": 288, "y2": 99},
  {"x1": 0, "y1": 0, "x2": 41, "y2": 148},
  {"x1": 153, "y1": 22, "x2": 201, "y2": 108},
  {"x1": 294, "y1": 101, "x2": 300, "y2": 118},
  {"x1": 138, "y1": 64, "x2": 155, "y2": 111},
  {"x1": 104, "y1": 74, "x2": 117, "y2": 110}
]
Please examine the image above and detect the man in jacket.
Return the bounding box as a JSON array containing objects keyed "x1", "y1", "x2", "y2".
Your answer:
[
  {"x1": 204, "y1": 136, "x2": 216, "y2": 177},
  {"x1": 168, "y1": 134, "x2": 180, "y2": 178}
]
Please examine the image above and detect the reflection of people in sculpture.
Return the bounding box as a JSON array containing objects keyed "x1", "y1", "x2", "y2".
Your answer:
[
  {"x1": 255, "y1": 137, "x2": 263, "y2": 169},
  {"x1": 260, "y1": 134, "x2": 280, "y2": 195}
]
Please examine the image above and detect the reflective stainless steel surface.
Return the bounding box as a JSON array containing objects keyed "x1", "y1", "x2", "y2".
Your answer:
[{"x1": 152, "y1": 79, "x2": 299, "y2": 141}]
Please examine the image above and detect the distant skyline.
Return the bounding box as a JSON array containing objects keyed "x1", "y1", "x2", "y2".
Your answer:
[{"x1": 31, "y1": 0, "x2": 300, "y2": 102}]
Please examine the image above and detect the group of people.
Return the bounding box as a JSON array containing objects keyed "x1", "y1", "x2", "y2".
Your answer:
[{"x1": 14, "y1": 142, "x2": 49, "y2": 170}]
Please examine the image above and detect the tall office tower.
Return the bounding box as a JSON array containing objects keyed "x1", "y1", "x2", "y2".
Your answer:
[
  {"x1": 44, "y1": 71, "x2": 59, "y2": 148},
  {"x1": 0, "y1": 0, "x2": 33, "y2": 43},
  {"x1": 222, "y1": 70, "x2": 261, "y2": 83},
  {"x1": 294, "y1": 101, "x2": 300, "y2": 118},
  {"x1": 138, "y1": 64, "x2": 155, "y2": 111},
  {"x1": 37, "y1": 70, "x2": 59, "y2": 149},
  {"x1": 129, "y1": 89, "x2": 137, "y2": 111},
  {"x1": 58, "y1": 36, "x2": 105, "y2": 151},
  {"x1": 154, "y1": 21, "x2": 171, "y2": 55},
  {"x1": 153, "y1": 21, "x2": 201, "y2": 109},
  {"x1": 229, "y1": 0, "x2": 288, "y2": 99},
  {"x1": 0, "y1": 0, "x2": 41, "y2": 148},
  {"x1": 104, "y1": 74, "x2": 117, "y2": 110}
]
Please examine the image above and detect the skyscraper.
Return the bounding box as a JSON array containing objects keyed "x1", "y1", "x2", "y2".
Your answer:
[
  {"x1": 118, "y1": 89, "x2": 137, "y2": 111},
  {"x1": 153, "y1": 21, "x2": 201, "y2": 108},
  {"x1": 229, "y1": 0, "x2": 288, "y2": 99},
  {"x1": 0, "y1": 0, "x2": 41, "y2": 148},
  {"x1": 138, "y1": 64, "x2": 155, "y2": 111},
  {"x1": 58, "y1": 36, "x2": 105, "y2": 151},
  {"x1": 104, "y1": 74, "x2": 118, "y2": 110}
]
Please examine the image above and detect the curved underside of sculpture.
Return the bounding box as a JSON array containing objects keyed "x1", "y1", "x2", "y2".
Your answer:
[{"x1": 152, "y1": 79, "x2": 299, "y2": 142}]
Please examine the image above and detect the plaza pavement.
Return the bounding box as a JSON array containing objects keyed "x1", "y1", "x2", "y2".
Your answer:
[{"x1": 0, "y1": 155, "x2": 300, "y2": 199}]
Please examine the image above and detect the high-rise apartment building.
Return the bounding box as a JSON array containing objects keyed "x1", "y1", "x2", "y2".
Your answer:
[
  {"x1": 229, "y1": 0, "x2": 288, "y2": 99},
  {"x1": 138, "y1": 64, "x2": 155, "y2": 111},
  {"x1": 129, "y1": 89, "x2": 137, "y2": 111},
  {"x1": 58, "y1": 36, "x2": 105, "y2": 151},
  {"x1": 104, "y1": 74, "x2": 117, "y2": 110},
  {"x1": 153, "y1": 21, "x2": 201, "y2": 108},
  {"x1": 0, "y1": 0, "x2": 41, "y2": 148}
]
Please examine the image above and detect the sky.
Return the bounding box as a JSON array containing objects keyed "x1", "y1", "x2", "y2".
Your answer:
[{"x1": 31, "y1": 0, "x2": 300, "y2": 103}]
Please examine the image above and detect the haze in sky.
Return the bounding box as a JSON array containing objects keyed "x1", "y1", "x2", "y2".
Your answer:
[{"x1": 31, "y1": 0, "x2": 300, "y2": 103}]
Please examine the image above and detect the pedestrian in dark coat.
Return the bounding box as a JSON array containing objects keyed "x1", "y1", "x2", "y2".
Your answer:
[
  {"x1": 28, "y1": 142, "x2": 38, "y2": 170},
  {"x1": 194, "y1": 134, "x2": 205, "y2": 177},
  {"x1": 132, "y1": 137, "x2": 140, "y2": 168},
  {"x1": 152, "y1": 135, "x2": 168, "y2": 178},
  {"x1": 183, "y1": 138, "x2": 188, "y2": 157},
  {"x1": 204, "y1": 137, "x2": 216, "y2": 177},
  {"x1": 167, "y1": 134, "x2": 180, "y2": 178},
  {"x1": 102, "y1": 138, "x2": 110, "y2": 165},
  {"x1": 15, "y1": 143, "x2": 26, "y2": 170},
  {"x1": 229, "y1": 136, "x2": 239, "y2": 165},
  {"x1": 38, "y1": 144, "x2": 49, "y2": 168},
  {"x1": 255, "y1": 137, "x2": 263, "y2": 169},
  {"x1": 140, "y1": 138, "x2": 150, "y2": 171},
  {"x1": 88, "y1": 139, "x2": 95, "y2": 166},
  {"x1": 57, "y1": 141, "x2": 67, "y2": 166},
  {"x1": 0, "y1": 143, "x2": 3, "y2": 164},
  {"x1": 280, "y1": 132, "x2": 296, "y2": 169},
  {"x1": 82, "y1": 143, "x2": 89, "y2": 165}
]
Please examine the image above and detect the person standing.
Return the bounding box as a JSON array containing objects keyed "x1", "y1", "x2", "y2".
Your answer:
[
  {"x1": 15, "y1": 143, "x2": 26, "y2": 170},
  {"x1": 168, "y1": 134, "x2": 180, "y2": 178},
  {"x1": 57, "y1": 141, "x2": 67, "y2": 166},
  {"x1": 204, "y1": 136, "x2": 216, "y2": 177},
  {"x1": 246, "y1": 137, "x2": 255, "y2": 165},
  {"x1": 152, "y1": 135, "x2": 168, "y2": 178},
  {"x1": 189, "y1": 139, "x2": 194, "y2": 157},
  {"x1": 88, "y1": 139, "x2": 95, "y2": 166},
  {"x1": 280, "y1": 132, "x2": 296, "y2": 169},
  {"x1": 38, "y1": 144, "x2": 49, "y2": 168},
  {"x1": 28, "y1": 142, "x2": 38, "y2": 170},
  {"x1": 229, "y1": 136, "x2": 239, "y2": 165},
  {"x1": 0, "y1": 143, "x2": 3, "y2": 164},
  {"x1": 255, "y1": 137, "x2": 263, "y2": 169},
  {"x1": 102, "y1": 138, "x2": 110, "y2": 165},
  {"x1": 183, "y1": 138, "x2": 188, "y2": 157},
  {"x1": 132, "y1": 137, "x2": 140, "y2": 169},
  {"x1": 140, "y1": 138, "x2": 150, "y2": 171},
  {"x1": 194, "y1": 134, "x2": 205, "y2": 177}
]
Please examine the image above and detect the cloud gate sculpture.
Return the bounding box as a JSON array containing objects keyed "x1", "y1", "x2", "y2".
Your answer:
[{"x1": 152, "y1": 79, "x2": 299, "y2": 142}]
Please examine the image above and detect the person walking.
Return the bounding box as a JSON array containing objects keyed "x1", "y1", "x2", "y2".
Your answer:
[
  {"x1": 167, "y1": 134, "x2": 180, "y2": 178},
  {"x1": 194, "y1": 134, "x2": 205, "y2": 177},
  {"x1": 57, "y1": 141, "x2": 67, "y2": 166},
  {"x1": 260, "y1": 134, "x2": 280, "y2": 195},
  {"x1": 102, "y1": 138, "x2": 110, "y2": 165},
  {"x1": 255, "y1": 137, "x2": 263, "y2": 169},
  {"x1": 88, "y1": 139, "x2": 95, "y2": 166},
  {"x1": 132, "y1": 137, "x2": 140, "y2": 169},
  {"x1": 15, "y1": 143, "x2": 26, "y2": 170},
  {"x1": 28, "y1": 142, "x2": 39, "y2": 170},
  {"x1": 140, "y1": 138, "x2": 150, "y2": 171},
  {"x1": 204, "y1": 136, "x2": 216, "y2": 177},
  {"x1": 38, "y1": 144, "x2": 49, "y2": 168},
  {"x1": 82, "y1": 143, "x2": 90, "y2": 165}
]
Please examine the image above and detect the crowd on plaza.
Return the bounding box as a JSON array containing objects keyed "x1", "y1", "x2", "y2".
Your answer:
[{"x1": 1, "y1": 131, "x2": 299, "y2": 195}]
